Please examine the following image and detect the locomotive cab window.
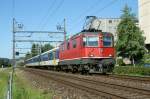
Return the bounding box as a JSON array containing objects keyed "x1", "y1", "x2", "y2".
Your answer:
[
  {"x1": 83, "y1": 36, "x2": 99, "y2": 47},
  {"x1": 67, "y1": 41, "x2": 70, "y2": 50},
  {"x1": 72, "y1": 39, "x2": 77, "y2": 48},
  {"x1": 103, "y1": 36, "x2": 112, "y2": 47}
]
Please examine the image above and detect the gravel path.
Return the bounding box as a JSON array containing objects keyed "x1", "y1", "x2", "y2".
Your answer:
[
  {"x1": 17, "y1": 69, "x2": 105, "y2": 99},
  {"x1": 21, "y1": 68, "x2": 150, "y2": 99}
]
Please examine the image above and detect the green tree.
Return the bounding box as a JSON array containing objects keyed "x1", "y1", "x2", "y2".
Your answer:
[
  {"x1": 41, "y1": 43, "x2": 54, "y2": 53},
  {"x1": 31, "y1": 43, "x2": 39, "y2": 57},
  {"x1": 0, "y1": 58, "x2": 10, "y2": 67},
  {"x1": 25, "y1": 43, "x2": 54, "y2": 60},
  {"x1": 25, "y1": 52, "x2": 32, "y2": 60},
  {"x1": 116, "y1": 5, "x2": 145, "y2": 65}
]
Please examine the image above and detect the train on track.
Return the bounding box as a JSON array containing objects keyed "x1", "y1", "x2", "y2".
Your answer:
[{"x1": 25, "y1": 30, "x2": 116, "y2": 74}]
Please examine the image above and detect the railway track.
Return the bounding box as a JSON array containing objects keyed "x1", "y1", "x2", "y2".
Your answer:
[
  {"x1": 23, "y1": 68, "x2": 150, "y2": 99},
  {"x1": 108, "y1": 74, "x2": 150, "y2": 83}
]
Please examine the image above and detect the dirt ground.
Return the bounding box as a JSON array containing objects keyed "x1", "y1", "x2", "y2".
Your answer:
[{"x1": 16, "y1": 69, "x2": 105, "y2": 99}]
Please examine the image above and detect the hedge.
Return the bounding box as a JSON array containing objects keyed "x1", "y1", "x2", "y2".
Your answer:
[{"x1": 113, "y1": 66, "x2": 150, "y2": 76}]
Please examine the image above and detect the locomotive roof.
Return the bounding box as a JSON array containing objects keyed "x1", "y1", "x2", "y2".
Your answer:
[
  {"x1": 60, "y1": 31, "x2": 113, "y2": 45},
  {"x1": 71, "y1": 32, "x2": 113, "y2": 38}
]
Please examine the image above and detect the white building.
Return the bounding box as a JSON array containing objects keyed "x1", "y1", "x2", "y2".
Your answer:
[
  {"x1": 138, "y1": 0, "x2": 150, "y2": 45},
  {"x1": 87, "y1": 18, "x2": 121, "y2": 41}
]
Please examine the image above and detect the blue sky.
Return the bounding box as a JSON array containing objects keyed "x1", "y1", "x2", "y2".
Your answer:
[{"x1": 0, "y1": 0, "x2": 138, "y2": 58}]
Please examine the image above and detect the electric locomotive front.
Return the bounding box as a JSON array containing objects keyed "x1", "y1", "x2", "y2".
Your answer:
[
  {"x1": 59, "y1": 31, "x2": 115, "y2": 74},
  {"x1": 81, "y1": 32, "x2": 115, "y2": 73}
]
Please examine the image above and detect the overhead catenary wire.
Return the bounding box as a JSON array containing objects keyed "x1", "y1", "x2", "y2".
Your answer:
[
  {"x1": 72, "y1": 0, "x2": 102, "y2": 23},
  {"x1": 69, "y1": 0, "x2": 118, "y2": 32},
  {"x1": 40, "y1": 0, "x2": 65, "y2": 30},
  {"x1": 91, "y1": 0, "x2": 118, "y2": 15},
  {"x1": 68, "y1": 0, "x2": 103, "y2": 31},
  {"x1": 38, "y1": 0, "x2": 56, "y2": 30}
]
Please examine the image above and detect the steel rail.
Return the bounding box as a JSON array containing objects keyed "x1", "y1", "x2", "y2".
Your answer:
[
  {"x1": 23, "y1": 68, "x2": 150, "y2": 99},
  {"x1": 109, "y1": 74, "x2": 150, "y2": 82},
  {"x1": 25, "y1": 69, "x2": 126, "y2": 99}
]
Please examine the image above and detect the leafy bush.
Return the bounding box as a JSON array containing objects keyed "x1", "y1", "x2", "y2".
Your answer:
[
  {"x1": 113, "y1": 66, "x2": 150, "y2": 76},
  {"x1": 143, "y1": 53, "x2": 150, "y2": 63},
  {"x1": 116, "y1": 58, "x2": 125, "y2": 66}
]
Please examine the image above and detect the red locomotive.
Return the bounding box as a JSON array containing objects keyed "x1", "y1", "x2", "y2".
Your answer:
[{"x1": 58, "y1": 30, "x2": 115, "y2": 74}]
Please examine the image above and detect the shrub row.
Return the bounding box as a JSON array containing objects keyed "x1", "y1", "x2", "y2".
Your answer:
[{"x1": 113, "y1": 66, "x2": 150, "y2": 76}]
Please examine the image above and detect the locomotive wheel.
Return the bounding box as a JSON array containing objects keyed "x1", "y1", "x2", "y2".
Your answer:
[
  {"x1": 72, "y1": 68, "x2": 77, "y2": 74},
  {"x1": 81, "y1": 70, "x2": 89, "y2": 75},
  {"x1": 81, "y1": 70, "x2": 84, "y2": 75},
  {"x1": 65, "y1": 69, "x2": 69, "y2": 73},
  {"x1": 56, "y1": 66, "x2": 61, "y2": 72}
]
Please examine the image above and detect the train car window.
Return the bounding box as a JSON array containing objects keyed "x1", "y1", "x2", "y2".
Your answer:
[
  {"x1": 83, "y1": 37, "x2": 87, "y2": 46},
  {"x1": 103, "y1": 36, "x2": 112, "y2": 47},
  {"x1": 41, "y1": 54, "x2": 48, "y2": 61},
  {"x1": 67, "y1": 42, "x2": 70, "y2": 50},
  {"x1": 49, "y1": 52, "x2": 53, "y2": 60},
  {"x1": 62, "y1": 44, "x2": 65, "y2": 51},
  {"x1": 26, "y1": 60, "x2": 28, "y2": 64},
  {"x1": 30, "y1": 59, "x2": 33, "y2": 63},
  {"x1": 34, "y1": 57, "x2": 37, "y2": 62},
  {"x1": 32, "y1": 58, "x2": 35, "y2": 62},
  {"x1": 72, "y1": 39, "x2": 77, "y2": 48},
  {"x1": 38, "y1": 56, "x2": 41, "y2": 62},
  {"x1": 55, "y1": 50, "x2": 59, "y2": 59},
  {"x1": 60, "y1": 44, "x2": 64, "y2": 51}
]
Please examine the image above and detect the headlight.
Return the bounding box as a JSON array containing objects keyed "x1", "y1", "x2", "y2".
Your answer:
[
  {"x1": 90, "y1": 54, "x2": 94, "y2": 57},
  {"x1": 109, "y1": 54, "x2": 112, "y2": 57}
]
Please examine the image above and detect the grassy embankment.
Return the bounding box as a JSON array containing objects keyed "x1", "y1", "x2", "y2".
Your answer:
[
  {"x1": 113, "y1": 66, "x2": 150, "y2": 76},
  {"x1": 13, "y1": 71, "x2": 53, "y2": 99},
  {"x1": 0, "y1": 68, "x2": 10, "y2": 99}
]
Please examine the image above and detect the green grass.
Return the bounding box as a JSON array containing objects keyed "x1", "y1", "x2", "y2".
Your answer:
[
  {"x1": 13, "y1": 72, "x2": 53, "y2": 99},
  {"x1": 113, "y1": 66, "x2": 150, "y2": 76},
  {"x1": 0, "y1": 69, "x2": 10, "y2": 99}
]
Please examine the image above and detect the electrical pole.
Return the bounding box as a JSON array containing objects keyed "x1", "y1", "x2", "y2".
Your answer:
[
  {"x1": 12, "y1": 18, "x2": 16, "y2": 69},
  {"x1": 13, "y1": 18, "x2": 65, "y2": 64},
  {"x1": 64, "y1": 18, "x2": 66, "y2": 41}
]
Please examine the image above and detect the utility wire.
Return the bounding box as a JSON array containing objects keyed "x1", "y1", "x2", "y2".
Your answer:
[
  {"x1": 72, "y1": 0, "x2": 102, "y2": 23},
  {"x1": 69, "y1": 0, "x2": 118, "y2": 31},
  {"x1": 38, "y1": 0, "x2": 56, "y2": 30},
  {"x1": 68, "y1": 0, "x2": 102, "y2": 31},
  {"x1": 91, "y1": 0, "x2": 118, "y2": 15},
  {"x1": 40, "y1": 0, "x2": 65, "y2": 30}
]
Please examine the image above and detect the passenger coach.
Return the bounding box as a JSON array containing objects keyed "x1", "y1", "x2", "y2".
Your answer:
[{"x1": 25, "y1": 47, "x2": 59, "y2": 68}]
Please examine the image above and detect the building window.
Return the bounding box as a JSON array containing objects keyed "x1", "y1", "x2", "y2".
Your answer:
[{"x1": 109, "y1": 20, "x2": 112, "y2": 23}]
